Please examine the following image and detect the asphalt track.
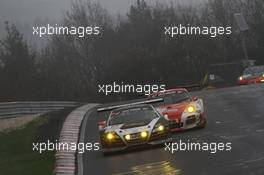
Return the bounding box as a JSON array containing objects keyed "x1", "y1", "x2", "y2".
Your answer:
[{"x1": 81, "y1": 84, "x2": 264, "y2": 175}]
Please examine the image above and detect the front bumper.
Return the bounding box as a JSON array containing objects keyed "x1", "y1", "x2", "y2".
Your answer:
[
  {"x1": 101, "y1": 137, "x2": 172, "y2": 153},
  {"x1": 101, "y1": 131, "x2": 171, "y2": 153},
  {"x1": 169, "y1": 113, "x2": 206, "y2": 131},
  {"x1": 238, "y1": 78, "x2": 264, "y2": 85}
]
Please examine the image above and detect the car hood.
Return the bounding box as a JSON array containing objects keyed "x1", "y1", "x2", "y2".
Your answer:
[
  {"x1": 120, "y1": 121, "x2": 151, "y2": 129},
  {"x1": 242, "y1": 74, "x2": 263, "y2": 79},
  {"x1": 156, "y1": 102, "x2": 189, "y2": 119},
  {"x1": 104, "y1": 118, "x2": 159, "y2": 135}
]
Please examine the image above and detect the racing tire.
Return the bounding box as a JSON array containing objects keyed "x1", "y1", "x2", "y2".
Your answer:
[{"x1": 198, "y1": 119, "x2": 207, "y2": 129}]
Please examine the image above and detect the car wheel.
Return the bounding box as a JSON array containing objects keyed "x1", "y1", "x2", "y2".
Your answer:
[{"x1": 198, "y1": 119, "x2": 207, "y2": 129}]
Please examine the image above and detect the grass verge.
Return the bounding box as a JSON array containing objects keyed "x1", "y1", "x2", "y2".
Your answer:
[{"x1": 0, "y1": 108, "x2": 75, "y2": 175}]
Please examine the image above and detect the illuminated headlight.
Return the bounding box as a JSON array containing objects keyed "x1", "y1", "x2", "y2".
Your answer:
[
  {"x1": 106, "y1": 133, "x2": 114, "y2": 140},
  {"x1": 125, "y1": 134, "x2": 131, "y2": 140},
  {"x1": 140, "y1": 131, "x2": 148, "y2": 138},
  {"x1": 185, "y1": 105, "x2": 196, "y2": 113},
  {"x1": 158, "y1": 125, "x2": 164, "y2": 131},
  {"x1": 153, "y1": 124, "x2": 165, "y2": 133},
  {"x1": 239, "y1": 76, "x2": 243, "y2": 81}
]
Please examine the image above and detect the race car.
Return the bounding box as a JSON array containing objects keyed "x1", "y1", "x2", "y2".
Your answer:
[
  {"x1": 237, "y1": 65, "x2": 264, "y2": 85},
  {"x1": 97, "y1": 104, "x2": 171, "y2": 154},
  {"x1": 149, "y1": 88, "x2": 207, "y2": 131}
]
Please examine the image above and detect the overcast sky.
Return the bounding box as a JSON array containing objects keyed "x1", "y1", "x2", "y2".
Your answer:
[
  {"x1": 0, "y1": 0, "x2": 206, "y2": 47},
  {"x1": 0, "y1": 0, "x2": 207, "y2": 23}
]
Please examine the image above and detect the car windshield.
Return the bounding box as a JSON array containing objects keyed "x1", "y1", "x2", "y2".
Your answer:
[
  {"x1": 161, "y1": 91, "x2": 191, "y2": 104},
  {"x1": 108, "y1": 107, "x2": 158, "y2": 126},
  {"x1": 243, "y1": 66, "x2": 264, "y2": 76}
]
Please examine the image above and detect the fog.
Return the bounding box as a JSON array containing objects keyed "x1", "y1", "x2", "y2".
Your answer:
[{"x1": 0, "y1": 0, "x2": 206, "y2": 47}]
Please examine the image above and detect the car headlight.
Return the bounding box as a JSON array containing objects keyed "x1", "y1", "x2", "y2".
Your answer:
[
  {"x1": 105, "y1": 132, "x2": 118, "y2": 141},
  {"x1": 239, "y1": 76, "x2": 243, "y2": 81},
  {"x1": 140, "y1": 131, "x2": 148, "y2": 138},
  {"x1": 125, "y1": 134, "x2": 131, "y2": 140},
  {"x1": 158, "y1": 125, "x2": 164, "y2": 131},
  {"x1": 106, "y1": 133, "x2": 114, "y2": 140},
  {"x1": 153, "y1": 124, "x2": 166, "y2": 133},
  {"x1": 185, "y1": 105, "x2": 196, "y2": 113}
]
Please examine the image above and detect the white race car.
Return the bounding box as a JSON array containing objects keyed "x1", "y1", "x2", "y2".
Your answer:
[{"x1": 98, "y1": 104, "x2": 171, "y2": 154}]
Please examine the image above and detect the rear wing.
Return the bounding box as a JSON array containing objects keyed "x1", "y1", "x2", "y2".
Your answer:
[
  {"x1": 178, "y1": 84, "x2": 201, "y2": 91},
  {"x1": 97, "y1": 98, "x2": 164, "y2": 112}
]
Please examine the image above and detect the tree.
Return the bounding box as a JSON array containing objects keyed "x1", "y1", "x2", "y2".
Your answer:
[{"x1": 0, "y1": 22, "x2": 36, "y2": 101}]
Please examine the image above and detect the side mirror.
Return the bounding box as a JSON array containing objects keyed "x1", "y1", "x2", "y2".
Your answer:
[
  {"x1": 98, "y1": 121, "x2": 106, "y2": 130},
  {"x1": 192, "y1": 96, "x2": 198, "y2": 101}
]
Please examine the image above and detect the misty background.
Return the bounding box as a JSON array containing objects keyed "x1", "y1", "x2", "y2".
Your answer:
[
  {"x1": 0, "y1": 0, "x2": 206, "y2": 46},
  {"x1": 0, "y1": 0, "x2": 263, "y2": 103}
]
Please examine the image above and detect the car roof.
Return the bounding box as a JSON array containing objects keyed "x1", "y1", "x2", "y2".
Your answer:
[
  {"x1": 244, "y1": 65, "x2": 264, "y2": 71},
  {"x1": 111, "y1": 104, "x2": 153, "y2": 114},
  {"x1": 149, "y1": 88, "x2": 188, "y2": 98}
]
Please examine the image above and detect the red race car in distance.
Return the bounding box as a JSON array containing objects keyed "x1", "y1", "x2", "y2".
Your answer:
[
  {"x1": 149, "y1": 88, "x2": 207, "y2": 132},
  {"x1": 237, "y1": 65, "x2": 264, "y2": 85}
]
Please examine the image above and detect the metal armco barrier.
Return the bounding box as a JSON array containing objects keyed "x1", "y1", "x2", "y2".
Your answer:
[{"x1": 0, "y1": 101, "x2": 80, "y2": 118}]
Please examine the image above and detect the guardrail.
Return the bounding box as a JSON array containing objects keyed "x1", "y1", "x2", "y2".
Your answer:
[{"x1": 0, "y1": 101, "x2": 80, "y2": 118}]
